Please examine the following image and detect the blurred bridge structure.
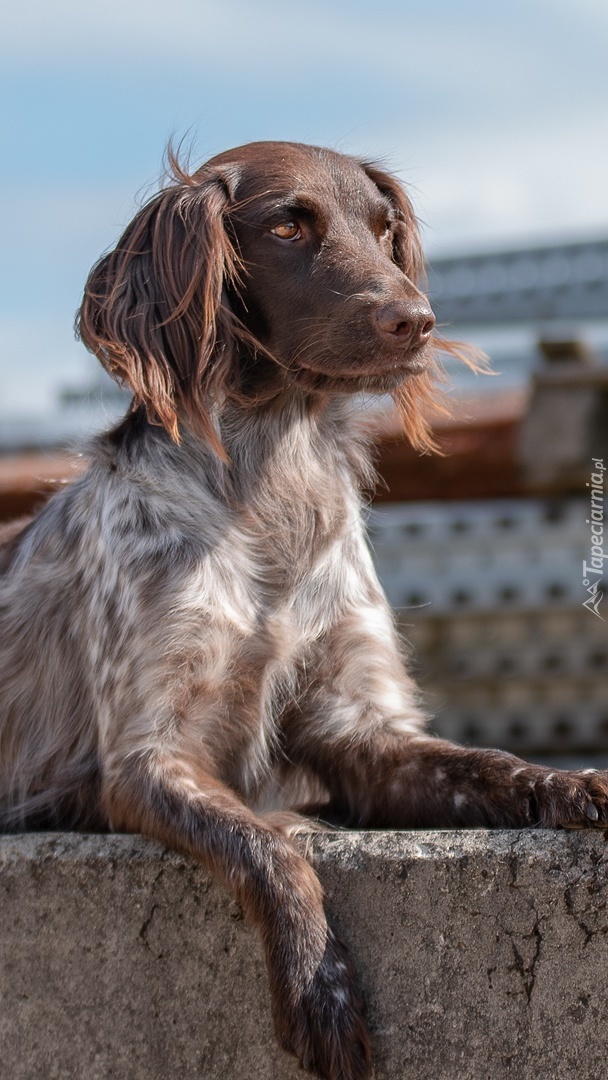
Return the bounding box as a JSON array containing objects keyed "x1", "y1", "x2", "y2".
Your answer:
[{"x1": 428, "y1": 236, "x2": 608, "y2": 325}]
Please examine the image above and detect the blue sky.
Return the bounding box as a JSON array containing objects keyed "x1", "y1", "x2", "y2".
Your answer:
[{"x1": 2, "y1": 0, "x2": 608, "y2": 417}]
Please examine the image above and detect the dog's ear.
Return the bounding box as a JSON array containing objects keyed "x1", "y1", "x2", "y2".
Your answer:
[
  {"x1": 76, "y1": 162, "x2": 243, "y2": 455},
  {"x1": 360, "y1": 162, "x2": 426, "y2": 288}
]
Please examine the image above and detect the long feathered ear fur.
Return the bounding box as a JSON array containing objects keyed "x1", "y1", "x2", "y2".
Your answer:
[
  {"x1": 76, "y1": 156, "x2": 245, "y2": 457},
  {"x1": 361, "y1": 161, "x2": 486, "y2": 454}
]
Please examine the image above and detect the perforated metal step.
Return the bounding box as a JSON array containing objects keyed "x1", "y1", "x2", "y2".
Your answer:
[{"x1": 369, "y1": 498, "x2": 607, "y2": 754}]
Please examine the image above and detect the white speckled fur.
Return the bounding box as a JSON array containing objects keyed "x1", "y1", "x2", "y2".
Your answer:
[{"x1": 0, "y1": 396, "x2": 425, "y2": 829}]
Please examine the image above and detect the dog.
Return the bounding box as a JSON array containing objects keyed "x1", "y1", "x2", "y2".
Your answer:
[{"x1": 1, "y1": 141, "x2": 607, "y2": 1080}]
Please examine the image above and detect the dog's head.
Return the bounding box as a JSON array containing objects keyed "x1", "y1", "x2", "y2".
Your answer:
[{"x1": 77, "y1": 141, "x2": 473, "y2": 455}]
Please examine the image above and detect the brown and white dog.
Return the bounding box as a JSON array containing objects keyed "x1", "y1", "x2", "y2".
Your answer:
[{"x1": 1, "y1": 142, "x2": 606, "y2": 1080}]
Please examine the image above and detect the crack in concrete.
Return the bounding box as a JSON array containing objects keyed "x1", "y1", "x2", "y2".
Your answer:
[
  {"x1": 563, "y1": 880, "x2": 607, "y2": 948},
  {"x1": 504, "y1": 905, "x2": 543, "y2": 1005},
  {"x1": 137, "y1": 855, "x2": 168, "y2": 949},
  {"x1": 138, "y1": 903, "x2": 159, "y2": 949},
  {"x1": 506, "y1": 831, "x2": 525, "y2": 887},
  {"x1": 526, "y1": 915, "x2": 543, "y2": 1004}
]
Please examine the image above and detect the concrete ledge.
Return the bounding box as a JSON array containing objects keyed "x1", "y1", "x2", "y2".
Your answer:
[{"x1": 2, "y1": 830, "x2": 608, "y2": 1079}]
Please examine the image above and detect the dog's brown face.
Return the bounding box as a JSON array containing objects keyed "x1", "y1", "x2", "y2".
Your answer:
[
  {"x1": 77, "y1": 140, "x2": 464, "y2": 454},
  {"x1": 210, "y1": 141, "x2": 436, "y2": 395}
]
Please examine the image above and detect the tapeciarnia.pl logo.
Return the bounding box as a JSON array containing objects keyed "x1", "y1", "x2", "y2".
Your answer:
[{"x1": 582, "y1": 458, "x2": 606, "y2": 619}]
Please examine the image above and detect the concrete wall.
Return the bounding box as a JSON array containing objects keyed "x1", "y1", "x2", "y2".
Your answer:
[{"x1": 2, "y1": 830, "x2": 608, "y2": 1079}]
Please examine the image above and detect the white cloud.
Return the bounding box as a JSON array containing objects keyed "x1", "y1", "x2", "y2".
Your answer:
[
  {"x1": 1, "y1": 0, "x2": 591, "y2": 99},
  {"x1": 401, "y1": 105, "x2": 608, "y2": 253},
  {"x1": 0, "y1": 0, "x2": 437, "y2": 73}
]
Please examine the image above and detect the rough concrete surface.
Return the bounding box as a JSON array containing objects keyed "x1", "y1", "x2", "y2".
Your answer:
[{"x1": 2, "y1": 830, "x2": 608, "y2": 1079}]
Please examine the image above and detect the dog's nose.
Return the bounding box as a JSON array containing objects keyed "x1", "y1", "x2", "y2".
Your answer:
[{"x1": 374, "y1": 301, "x2": 436, "y2": 349}]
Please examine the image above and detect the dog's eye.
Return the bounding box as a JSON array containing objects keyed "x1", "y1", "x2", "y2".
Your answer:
[{"x1": 271, "y1": 222, "x2": 301, "y2": 241}]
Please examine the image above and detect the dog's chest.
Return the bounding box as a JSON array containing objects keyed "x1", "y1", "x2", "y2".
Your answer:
[
  {"x1": 157, "y1": 519, "x2": 358, "y2": 795},
  {"x1": 167, "y1": 501, "x2": 360, "y2": 704},
  {"x1": 198, "y1": 514, "x2": 354, "y2": 656}
]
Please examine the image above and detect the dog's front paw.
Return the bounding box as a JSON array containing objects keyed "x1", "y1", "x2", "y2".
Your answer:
[
  {"x1": 273, "y1": 924, "x2": 371, "y2": 1080},
  {"x1": 529, "y1": 768, "x2": 608, "y2": 829}
]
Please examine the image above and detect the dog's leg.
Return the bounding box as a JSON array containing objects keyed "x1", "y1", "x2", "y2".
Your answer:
[
  {"x1": 104, "y1": 758, "x2": 371, "y2": 1080},
  {"x1": 305, "y1": 733, "x2": 608, "y2": 830},
  {"x1": 288, "y1": 600, "x2": 608, "y2": 830}
]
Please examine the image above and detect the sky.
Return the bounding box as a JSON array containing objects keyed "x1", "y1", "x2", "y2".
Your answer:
[{"x1": 2, "y1": 0, "x2": 608, "y2": 418}]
